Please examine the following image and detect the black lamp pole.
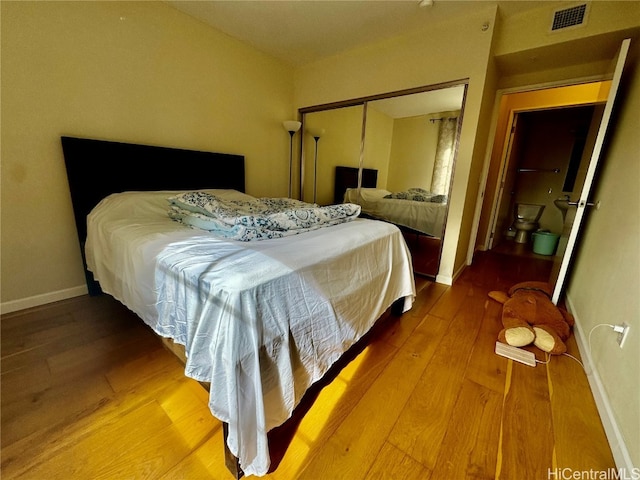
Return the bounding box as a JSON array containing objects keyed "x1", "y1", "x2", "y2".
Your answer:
[{"x1": 288, "y1": 130, "x2": 295, "y2": 198}]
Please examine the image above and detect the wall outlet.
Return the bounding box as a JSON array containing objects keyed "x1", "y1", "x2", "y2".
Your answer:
[{"x1": 617, "y1": 323, "x2": 630, "y2": 348}]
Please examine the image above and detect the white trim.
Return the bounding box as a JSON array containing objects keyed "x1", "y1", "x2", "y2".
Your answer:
[
  {"x1": 467, "y1": 93, "x2": 502, "y2": 265},
  {"x1": 1, "y1": 285, "x2": 88, "y2": 315},
  {"x1": 565, "y1": 295, "x2": 634, "y2": 472},
  {"x1": 436, "y1": 261, "x2": 466, "y2": 286}
]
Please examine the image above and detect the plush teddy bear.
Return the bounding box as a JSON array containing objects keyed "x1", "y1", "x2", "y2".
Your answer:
[{"x1": 488, "y1": 281, "x2": 574, "y2": 355}]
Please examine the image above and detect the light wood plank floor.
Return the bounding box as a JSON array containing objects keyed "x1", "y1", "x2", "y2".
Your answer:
[{"x1": 1, "y1": 251, "x2": 614, "y2": 479}]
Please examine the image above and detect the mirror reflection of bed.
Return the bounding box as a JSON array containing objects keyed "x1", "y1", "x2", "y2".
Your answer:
[
  {"x1": 302, "y1": 83, "x2": 466, "y2": 278},
  {"x1": 334, "y1": 166, "x2": 448, "y2": 277}
]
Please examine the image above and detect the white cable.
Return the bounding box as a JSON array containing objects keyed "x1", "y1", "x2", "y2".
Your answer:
[
  {"x1": 588, "y1": 323, "x2": 616, "y2": 354},
  {"x1": 535, "y1": 351, "x2": 585, "y2": 371},
  {"x1": 536, "y1": 353, "x2": 550, "y2": 365},
  {"x1": 562, "y1": 352, "x2": 585, "y2": 369}
]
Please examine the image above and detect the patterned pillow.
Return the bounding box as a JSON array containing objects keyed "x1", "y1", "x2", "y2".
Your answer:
[{"x1": 384, "y1": 188, "x2": 444, "y2": 202}]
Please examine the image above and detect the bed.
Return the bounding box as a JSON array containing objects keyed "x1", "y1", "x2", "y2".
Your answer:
[
  {"x1": 336, "y1": 166, "x2": 447, "y2": 238},
  {"x1": 61, "y1": 136, "x2": 416, "y2": 478}
]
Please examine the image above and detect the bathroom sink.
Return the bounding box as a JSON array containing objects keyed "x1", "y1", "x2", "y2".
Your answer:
[
  {"x1": 554, "y1": 197, "x2": 574, "y2": 221},
  {"x1": 554, "y1": 198, "x2": 571, "y2": 211}
]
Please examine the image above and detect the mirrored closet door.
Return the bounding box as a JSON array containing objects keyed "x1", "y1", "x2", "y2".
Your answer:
[{"x1": 299, "y1": 81, "x2": 467, "y2": 278}]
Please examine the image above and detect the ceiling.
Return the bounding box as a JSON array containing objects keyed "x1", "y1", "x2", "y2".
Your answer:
[
  {"x1": 168, "y1": 0, "x2": 550, "y2": 67},
  {"x1": 368, "y1": 84, "x2": 466, "y2": 118}
]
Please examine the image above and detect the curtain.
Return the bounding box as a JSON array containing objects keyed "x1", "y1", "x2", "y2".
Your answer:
[{"x1": 430, "y1": 117, "x2": 458, "y2": 195}]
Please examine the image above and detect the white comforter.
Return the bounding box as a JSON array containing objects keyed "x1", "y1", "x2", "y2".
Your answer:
[{"x1": 85, "y1": 189, "x2": 415, "y2": 476}]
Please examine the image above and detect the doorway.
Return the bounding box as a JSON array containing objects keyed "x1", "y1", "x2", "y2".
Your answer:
[
  {"x1": 491, "y1": 105, "x2": 599, "y2": 259},
  {"x1": 475, "y1": 81, "x2": 611, "y2": 260}
]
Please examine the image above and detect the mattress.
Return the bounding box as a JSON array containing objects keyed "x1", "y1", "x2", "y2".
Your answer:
[{"x1": 85, "y1": 189, "x2": 415, "y2": 476}]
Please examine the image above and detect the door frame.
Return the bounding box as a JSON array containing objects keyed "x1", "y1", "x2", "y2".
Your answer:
[{"x1": 486, "y1": 111, "x2": 522, "y2": 250}]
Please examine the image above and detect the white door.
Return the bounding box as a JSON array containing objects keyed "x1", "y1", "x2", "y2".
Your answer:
[{"x1": 550, "y1": 38, "x2": 631, "y2": 304}]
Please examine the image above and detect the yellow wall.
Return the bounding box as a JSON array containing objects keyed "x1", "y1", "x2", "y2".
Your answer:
[
  {"x1": 1, "y1": 1, "x2": 293, "y2": 306},
  {"x1": 495, "y1": 1, "x2": 640, "y2": 57},
  {"x1": 362, "y1": 107, "x2": 394, "y2": 191},
  {"x1": 386, "y1": 115, "x2": 438, "y2": 192},
  {"x1": 302, "y1": 105, "x2": 364, "y2": 205}
]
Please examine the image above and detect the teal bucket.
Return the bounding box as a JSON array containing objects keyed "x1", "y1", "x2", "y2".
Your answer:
[{"x1": 532, "y1": 231, "x2": 560, "y2": 256}]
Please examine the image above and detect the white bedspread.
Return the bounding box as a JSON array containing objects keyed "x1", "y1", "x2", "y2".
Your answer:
[
  {"x1": 85, "y1": 190, "x2": 415, "y2": 476},
  {"x1": 344, "y1": 187, "x2": 447, "y2": 237}
]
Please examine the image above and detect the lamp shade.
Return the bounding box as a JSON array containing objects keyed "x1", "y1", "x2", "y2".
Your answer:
[
  {"x1": 283, "y1": 120, "x2": 302, "y2": 133},
  {"x1": 307, "y1": 127, "x2": 326, "y2": 138}
]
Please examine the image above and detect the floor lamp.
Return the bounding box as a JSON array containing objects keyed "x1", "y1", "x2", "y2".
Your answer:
[
  {"x1": 308, "y1": 128, "x2": 325, "y2": 203},
  {"x1": 283, "y1": 120, "x2": 301, "y2": 198}
]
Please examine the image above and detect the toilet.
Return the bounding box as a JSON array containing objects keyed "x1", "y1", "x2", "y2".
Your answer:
[{"x1": 513, "y1": 203, "x2": 545, "y2": 244}]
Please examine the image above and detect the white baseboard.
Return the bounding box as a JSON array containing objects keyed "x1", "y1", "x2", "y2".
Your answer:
[
  {"x1": 436, "y1": 262, "x2": 467, "y2": 286},
  {"x1": 565, "y1": 295, "x2": 634, "y2": 472},
  {"x1": 1, "y1": 285, "x2": 88, "y2": 315}
]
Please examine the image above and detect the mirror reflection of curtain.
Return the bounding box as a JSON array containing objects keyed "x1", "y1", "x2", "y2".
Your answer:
[{"x1": 430, "y1": 117, "x2": 458, "y2": 195}]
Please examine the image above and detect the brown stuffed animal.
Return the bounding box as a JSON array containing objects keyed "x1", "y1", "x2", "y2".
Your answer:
[{"x1": 488, "y1": 281, "x2": 575, "y2": 355}]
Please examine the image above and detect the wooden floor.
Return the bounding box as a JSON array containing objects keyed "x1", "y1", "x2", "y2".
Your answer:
[{"x1": 1, "y1": 250, "x2": 614, "y2": 479}]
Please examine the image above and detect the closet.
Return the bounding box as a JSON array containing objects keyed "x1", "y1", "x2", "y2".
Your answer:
[{"x1": 298, "y1": 81, "x2": 467, "y2": 277}]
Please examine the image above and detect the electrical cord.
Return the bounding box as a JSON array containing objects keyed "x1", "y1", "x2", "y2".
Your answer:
[
  {"x1": 512, "y1": 323, "x2": 617, "y2": 370},
  {"x1": 561, "y1": 352, "x2": 584, "y2": 369},
  {"x1": 534, "y1": 351, "x2": 585, "y2": 370},
  {"x1": 588, "y1": 323, "x2": 616, "y2": 355},
  {"x1": 535, "y1": 353, "x2": 550, "y2": 365},
  {"x1": 535, "y1": 323, "x2": 617, "y2": 370}
]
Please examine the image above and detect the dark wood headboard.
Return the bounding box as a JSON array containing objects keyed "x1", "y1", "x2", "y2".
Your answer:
[
  {"x1": 334, "y1": 166, "x2": 378, "y2": 204},
  {"x1": 61, "y1": 136, "x2": 245, "y2": 294}
]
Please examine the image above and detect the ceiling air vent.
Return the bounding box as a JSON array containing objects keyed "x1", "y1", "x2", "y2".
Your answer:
[{"x1": 550, "y1": 3, "x2": 588, "y2": 32}]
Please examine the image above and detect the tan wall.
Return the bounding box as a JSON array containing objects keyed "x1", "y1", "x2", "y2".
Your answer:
[{"x1": 1, "y1": 1, "x2": 293, "y2": 307}]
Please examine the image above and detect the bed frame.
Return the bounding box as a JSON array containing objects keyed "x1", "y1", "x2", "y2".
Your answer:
[
  {"x1": 61, "y1": 136, "x2": 245, "y2": 295},
  {"x1": 333, "y1": 165, "x2": 378, "y2": 204}
]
